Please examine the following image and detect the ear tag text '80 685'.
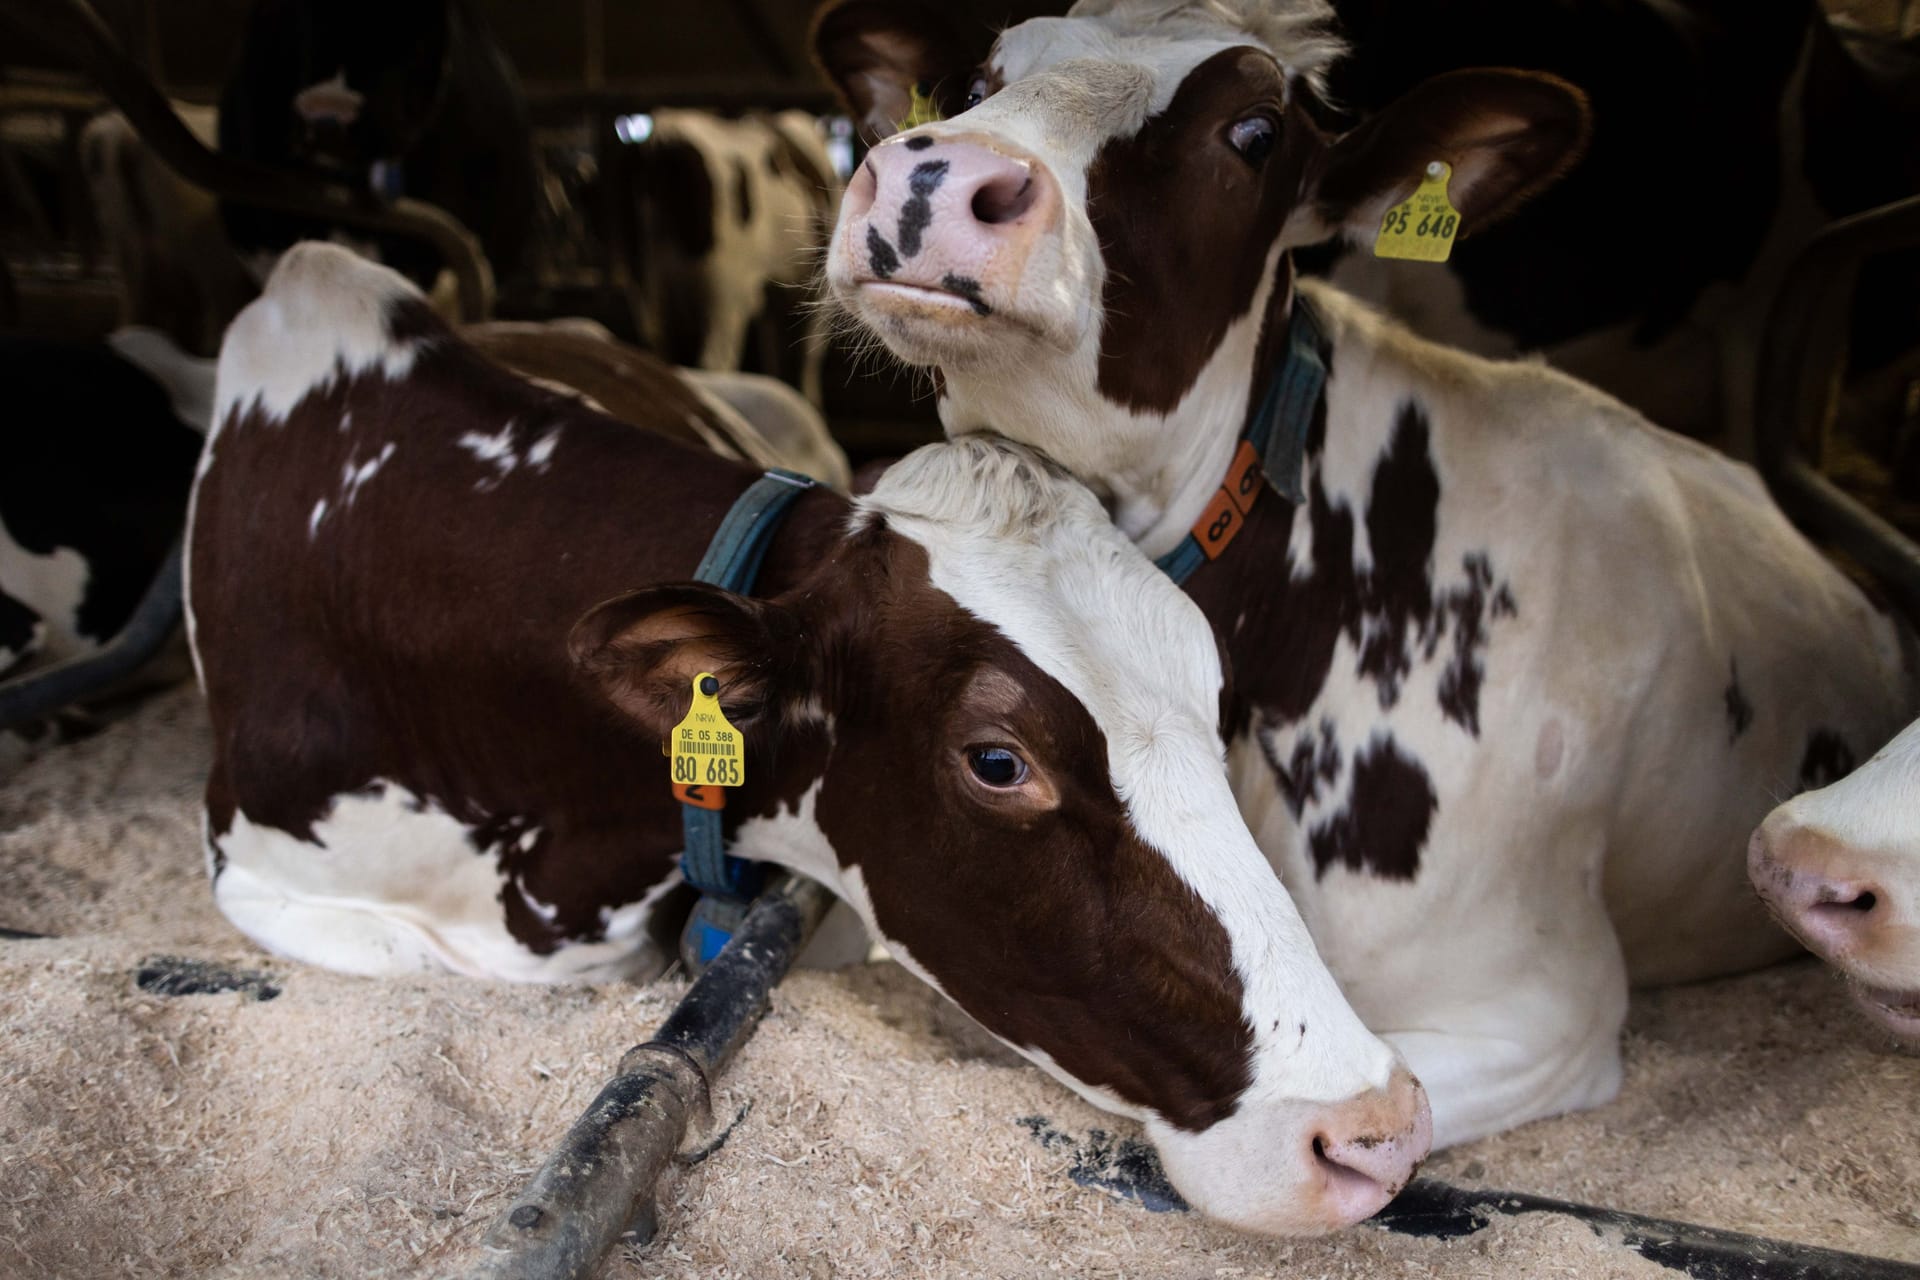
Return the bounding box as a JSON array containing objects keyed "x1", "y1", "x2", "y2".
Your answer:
[
  {"x1": 1374, "y1": 161, "x2": 1460, "y2": 263},
  {"x1": 670, "y1": 673, "x2": 744, "y2": 793}
]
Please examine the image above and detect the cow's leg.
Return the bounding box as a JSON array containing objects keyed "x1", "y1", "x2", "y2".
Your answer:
[{"x1": 1368, "y1": 898, "x2": 1629, "y2": 1149}]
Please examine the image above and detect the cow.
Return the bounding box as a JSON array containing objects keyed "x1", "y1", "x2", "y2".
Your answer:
[
  {"x1": 1306, "y1": 0, "x2": 1920, "y2": 447},
  {"x1": 80, "y1": 107, "x2": 259, "y2": 358},
  {"x1": 611, "y1": 110, "x2": 842, "y2": 405},
  {"x1": 216, "y1": 0, "x2": 538, "y2": 293},
  {"x1": 812, "y1": 0, "x2": 1914, "y2": 1147},
  {"x1": 1, "y1": 328, "x2": 212, "y2": 770},
  {"x1": 187, "y1": 242, "x2": 1431, "y2": 1236},
  {"x1": 1750, "y1": 713, "x2": 1920, "y2": 1045}
]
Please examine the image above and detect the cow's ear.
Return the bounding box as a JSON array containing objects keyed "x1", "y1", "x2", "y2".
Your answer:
[
  {"x1": 1298, "y1": 69, "x2": 1590, "y2": 245},
  {"x1": 811, "y1": 0, "x2": 984, "y2": 141},
  {"x1": 569, "y1": 584, "x2": 812, "y2": 740}
]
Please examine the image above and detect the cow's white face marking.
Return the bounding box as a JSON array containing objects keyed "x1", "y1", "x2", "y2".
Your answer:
[{"x1": 211, "y1": 780, "x2": 666, "y2": 983}]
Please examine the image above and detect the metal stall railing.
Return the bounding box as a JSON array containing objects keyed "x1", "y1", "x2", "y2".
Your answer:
[{"x1": 1756, "y1": 194, "x2": 1920, "y2": 619}]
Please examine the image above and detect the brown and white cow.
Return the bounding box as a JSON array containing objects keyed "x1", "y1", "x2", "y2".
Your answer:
[
  {"x1": 813, "y1": 0, "x2": 1915, "y2": 1146},
  {"x1": 187, "y1": 242, "x2": 1430, "y2": 1236},
  {"x1": 1751, "y1": 713, "x2": 1920, "y2": 1045}
]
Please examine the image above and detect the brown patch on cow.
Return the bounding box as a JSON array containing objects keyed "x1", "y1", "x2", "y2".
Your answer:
[
  {"x1": 1309, "y1": 734, "x2": 1437, "y2": 881},
  {"x1": 1087, "y1": 47, "x2": 1313, "y2": 414},
  {"x1": 810, "y1": 528, "x2": 1254, "y2": 1131}
]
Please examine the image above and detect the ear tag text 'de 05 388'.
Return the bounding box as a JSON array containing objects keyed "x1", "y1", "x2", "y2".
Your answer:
[
  {"x1": 670, "y1": 673, "x2": 744, "y2": 797},
  {"x1": 1374, "y1": 161, "x2": 1460, "y2": 263}
]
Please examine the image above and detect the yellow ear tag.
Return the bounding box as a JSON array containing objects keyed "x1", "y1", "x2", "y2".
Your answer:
[
  {"x1": 1373, "y1": 161, "x2": 1460, "y2": 263},
  {"x1": 669, "y1": 673, "x2": 745, "y2": 789},
  {"x1": 900, "y1": 82, "x2": 943, "y2": 130}
]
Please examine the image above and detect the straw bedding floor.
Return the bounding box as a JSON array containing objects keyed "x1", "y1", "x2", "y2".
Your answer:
[{"x1": 2, "y1": 687, "x2": 1917, "y2": 1279}]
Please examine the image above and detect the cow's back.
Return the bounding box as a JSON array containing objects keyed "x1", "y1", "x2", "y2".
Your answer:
[{"x1": 187, "y1": 248, "x2": 772, "y2": 978}]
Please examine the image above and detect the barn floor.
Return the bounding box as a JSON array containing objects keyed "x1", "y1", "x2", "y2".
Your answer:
[{"x1": 3, "y1": 686, "x2": 1918, "y2": 1279}]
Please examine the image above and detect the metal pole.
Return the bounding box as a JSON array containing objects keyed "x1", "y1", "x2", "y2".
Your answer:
[{"x1": 469, "y1": 874, "x2": 834, "y2": 1280}]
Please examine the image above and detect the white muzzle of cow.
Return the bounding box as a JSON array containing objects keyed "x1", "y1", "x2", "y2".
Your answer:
[{"x1": 1150, "y1": 1063, "x2": 1432, "y2": 1235}]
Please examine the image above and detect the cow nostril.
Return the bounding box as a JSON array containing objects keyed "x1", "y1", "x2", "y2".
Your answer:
[
  {"x1": 1823, "y1": 889, "x2": 1877, "y2": 913},
  {"x1": 972, "y1": 172, "x2": 1036, "y2": 225}
]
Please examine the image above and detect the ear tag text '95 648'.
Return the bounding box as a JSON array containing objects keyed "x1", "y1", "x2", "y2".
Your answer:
[
  {"x1": 1374, "y1": 161, "x2": 1460, "y2": 263},
  {"x1": 670, "y1": 673, "x2": 744, "y2": 795}
]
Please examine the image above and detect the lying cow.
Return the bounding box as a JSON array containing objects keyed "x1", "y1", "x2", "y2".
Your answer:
[
  {"x1": 612, "y1": 110, "x2": 841, "y2": 404},
  {"x1": 813, "y1": 0, "x2": 1914, "y2": 1146},
  {"x1": 217, "y1": 0, "x2": 538, "y2": 290},
  {"x1": 1, "y1": 328, "x2": 212, "y2": 770},
  {"x1": 188, "y1": 242, "x2": 1430, "y2": 1235},
  {"x1": 1750, "y1": 714, "x2": 1920, "y2": 1044}
]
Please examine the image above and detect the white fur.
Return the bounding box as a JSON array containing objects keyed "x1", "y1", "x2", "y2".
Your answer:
[
  {"x1": 210, "y1": 780, "x2": 667, "y2": 984},
  {"x1": 0, "y1": 517, "x2": 92, "y2": 661}
]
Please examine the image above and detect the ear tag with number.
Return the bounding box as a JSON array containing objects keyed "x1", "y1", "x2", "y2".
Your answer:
[
  {"x1": 670, "y1": 673, "x2": 745, "y2": 790},
  {"x1": 1373, "y1": 161, "x2": 1460, "y2": 263},
  {"x1": 900, "y1": 82, "x2": 943, "y2": 130}
]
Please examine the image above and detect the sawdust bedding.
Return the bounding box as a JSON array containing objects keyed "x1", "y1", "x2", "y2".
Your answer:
[{"x1": 2, "y1": 686, "x2": 1916, "y2": 1279}]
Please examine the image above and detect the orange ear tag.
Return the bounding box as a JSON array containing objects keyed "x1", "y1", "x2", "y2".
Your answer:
[
  {"x1": 669, "y1": 672, "x2": 744, "y2": 791},
  {"x1": 1373, "y1": 161, "x2": 1460, "y2": 263}
]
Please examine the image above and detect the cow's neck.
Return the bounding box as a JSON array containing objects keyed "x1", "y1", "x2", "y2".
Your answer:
[{"x1": 938, "y1": 251, "x2": 1295, "y2": 562}]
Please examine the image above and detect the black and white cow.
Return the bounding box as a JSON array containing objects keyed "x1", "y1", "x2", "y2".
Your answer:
[
  {"x1": 1, "y1": 329, "x2": 212, "y2": 767},
  {"x1": 216, "y1": 0, "x2": 538, "y2": 290},
  {"x1": 814, "y1": 0, "x2": 1914, "y2": 1145},
  {"x1": 1307, "y1": 0, "x2": 1920, "y2": 444},
  {"x1": 189, "y1": 242, "x2": 1431, "y2": 1235},
  {"x1": 613, "y1": 110, "x2": 842, "y2": 404}
]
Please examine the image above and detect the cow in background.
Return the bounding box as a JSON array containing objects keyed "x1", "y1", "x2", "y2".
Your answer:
[
  {"x1": 80, "y1": 107, "x2": 258, "y2": 358},
  {"x1": 1750, "y1": 712, "x2": 1920, "y2": 1046},
  {"x1": 611, "y1": 110, "x2": 842, "y2": 406},
  {"x1": 1307, "y1": 0, "x2": 1920, "y2": 448},
  {"x1": 216, "y1": 0, "x2": 538, "y2": 293}
]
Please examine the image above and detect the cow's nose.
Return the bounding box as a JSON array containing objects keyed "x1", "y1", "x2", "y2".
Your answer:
[
  {"x1": 1749, "y1": 820, "x2": 1891, "y2": 958},
  {"x1": 843, "y1": 134, "x2": 1058, "y2": 277},
  {"x1": 1308, "y1": 1066, "x2": 1432, "y2": 1221}
]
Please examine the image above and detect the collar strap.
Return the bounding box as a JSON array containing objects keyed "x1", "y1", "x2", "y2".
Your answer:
[
  {"x1": 1155, "y1": 294, "x2": 1327, "y2": 585},
  {"x1": 677, "y1": 468, "x2": 816, "y2": 965}
]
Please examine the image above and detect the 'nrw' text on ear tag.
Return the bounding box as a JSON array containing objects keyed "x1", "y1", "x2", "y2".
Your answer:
[
  {"x1": 670, "y1": 672, "x2": 744, "y2": 789},
  {"x1": 1374, "y1": 161, "x2": 1460, "y2": 263},
  {"x1": 900, "y1": 82, "x2": 943, "y2": 130}
]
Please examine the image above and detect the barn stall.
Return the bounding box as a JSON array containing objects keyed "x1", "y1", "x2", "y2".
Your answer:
[{"x1": 4, "y1": 0, "x2": 1920, "y2": 1277}]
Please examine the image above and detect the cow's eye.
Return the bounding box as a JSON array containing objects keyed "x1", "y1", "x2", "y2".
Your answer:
[
  {"x1": 1227, "y1": 115, "x2": 1276, "y2": 168},
  {"x1": 964, "y1": 75, "x2": 990, "y2": 111},
  {"x1": 966, "y1": 745, "x2": 1029, "y2": 787}
]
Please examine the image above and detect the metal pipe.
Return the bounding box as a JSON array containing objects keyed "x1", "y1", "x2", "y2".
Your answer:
[
  {"x1": 469, "y1": 874, "x2": 834, "y2": 1280},
  {"x1": 0, "y1": 0, "x2": 494, "y2": 321},
  {"x1": 0, "y1": 540, "x2": 182, "y2": 733},
  {"x1": 1755, "y1": 195, "x2": 1920, "y2": 614}
]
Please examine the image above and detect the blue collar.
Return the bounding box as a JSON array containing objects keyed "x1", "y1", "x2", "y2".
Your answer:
[
  {"x1": 1154, "y1": 294, "x2": 1328, "y2": 585},
  {"x1": 677, "y1": 467, "x2": 816, "y2": 968}
]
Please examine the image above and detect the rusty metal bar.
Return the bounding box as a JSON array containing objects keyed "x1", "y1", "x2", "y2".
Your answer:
[
  {"x1": 1755, "y1": 194, "x2": 1920, "y2": 619},
  {"x1": 469, "y1": 874, "x2": 834, "y2": 1280},
  {"x1": 0, "y1": 0, "x2": 494, "y2": 320}
]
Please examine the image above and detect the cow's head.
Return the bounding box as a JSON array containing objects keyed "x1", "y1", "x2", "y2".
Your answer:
[
  {"x1": 1750, "y1": 721, "x2": 1920, "y2": 1045},
  {"x1": 814, "y1": 0, "x2": 1587, "y2": 540},
  {"x1": 572, "y1": 436, "x2": 1429, "y2": 1233}
]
